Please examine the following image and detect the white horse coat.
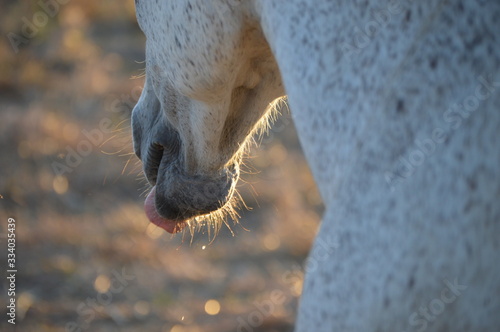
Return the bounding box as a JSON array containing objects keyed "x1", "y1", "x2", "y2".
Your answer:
[{"x1": 131, "y1": 1, "x2": 500, "y2": 331}]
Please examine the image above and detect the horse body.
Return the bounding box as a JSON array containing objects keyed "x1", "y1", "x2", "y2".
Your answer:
[{"x1": 132, "y1": 0, "x2": 500, "y2": 330}]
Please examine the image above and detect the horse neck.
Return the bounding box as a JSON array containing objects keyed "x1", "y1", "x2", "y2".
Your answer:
[{"x1": 255, "y1": 0, "x2": 500, "y2": 210}]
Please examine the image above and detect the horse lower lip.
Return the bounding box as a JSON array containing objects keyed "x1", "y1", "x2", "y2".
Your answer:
[{"x1": 144, "y1": 186, "x2": 185, "y2": 234}]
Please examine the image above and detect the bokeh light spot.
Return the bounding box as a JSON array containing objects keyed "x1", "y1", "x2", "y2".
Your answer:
[
  {"x1": 133, "y1": 300, "x2": 150, "y2": 316},
  {"x1": 146, "y1": 222, "x2": 164, "y2": 239},
  {"x1": 42, "y1": 138, "x2": 58, "y2": 155},
  {"x1": 53, "y1": 176, "x2": 68, "y2": 195},
  {"x1": 17, "y1": 292, "x2": 35, "y2": 320},
  {"x1": 94, "y1": 275, "x2": 111, "y2": 293},
  {"x1": 39, "y1": 171, "x2": 54, "y2": 192},
  {"x1": 263, "y1": 233, "x2": 281, "y2": 251},
  {"x1": 204, "y1": 299, "x2": 220, "y2": 315},
  {"x1": 63, "y1": 29, "x2": 85, "y2": 51},
  {"x1": 52, "y1": 255, "x2": 76, "y2": 274},
  {"x1": 269, "y1": 143, "x2": 288, "y2": 164},
  {"x1": 63, "y1": 122, "x2": 80, "y2": 142},
  {"x1": 42, "y1": 112, "x2": 60, "y2": 134},
  {"x1": 169, "y1": 325, "x2": 186, "y2": 332},
  {"x1": 291, "y1": 279, "x2": 303, "y2": 297}
]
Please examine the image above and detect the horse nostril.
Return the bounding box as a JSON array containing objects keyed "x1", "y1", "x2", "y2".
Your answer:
[
  {"x1": 144, "y1": 142, "x2": 164, "y2": 184},
  {"x1": 163, "y1": 139, "x2": 180, "y2": 157},
  {"x1": 142, "y1": 127, "x2": 181, "y2": 186}
]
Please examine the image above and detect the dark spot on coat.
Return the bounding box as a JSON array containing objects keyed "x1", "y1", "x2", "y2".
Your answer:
[
  {"x1": 405, "y1": 10, "x2": 411, "y2": 22},
  {"x1": 429, "y1": 57, "x2": 438, "y2": 69},
  {"x1": 408, "y1": 276, "x2": 415, "y2": 289},
  {"x1": 466, "y1": 177, "x2": 477, "y2": 191},
  {"x1": 465, "y1": 242, "x2": 472, "y2": 256},
  {"x1": 396, "y1": 99, "x2": 406, "y2": 114},
  {"x1": 465, "y1": 34, "x2": 484, "y2": 50},
  {"x1": 464, "y1": 200, "x2": 474, "y2": 213},
  {"x1": 383, "y1": 297, "x2": 391, "y2": 308}
]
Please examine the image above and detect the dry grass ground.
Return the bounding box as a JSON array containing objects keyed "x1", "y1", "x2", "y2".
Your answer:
[{"x1": 0, "y1": 1, "x2": 323, "y2": 331}]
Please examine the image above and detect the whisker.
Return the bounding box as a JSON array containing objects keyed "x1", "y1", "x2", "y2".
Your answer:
[
  {"x1": 121, "y1": 156, "x2": 133, "y2": 175},
  {"x1": 99, "y1": 134, "x2": 119, "y2": 148}
]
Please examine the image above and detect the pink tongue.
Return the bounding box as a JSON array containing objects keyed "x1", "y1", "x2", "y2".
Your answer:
[{"x1": 144, "y1": 186, "x2": 185, "y2": 234}]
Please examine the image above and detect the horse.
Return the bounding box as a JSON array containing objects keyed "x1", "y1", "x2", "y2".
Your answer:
[{"x1": 131, "y1": 1, "x2": 500, "y2": 331}]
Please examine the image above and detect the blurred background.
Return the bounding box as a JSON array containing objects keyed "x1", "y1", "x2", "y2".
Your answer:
[{"x1": 0, "y1": 1, "x2": 323, "y2": 331}]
